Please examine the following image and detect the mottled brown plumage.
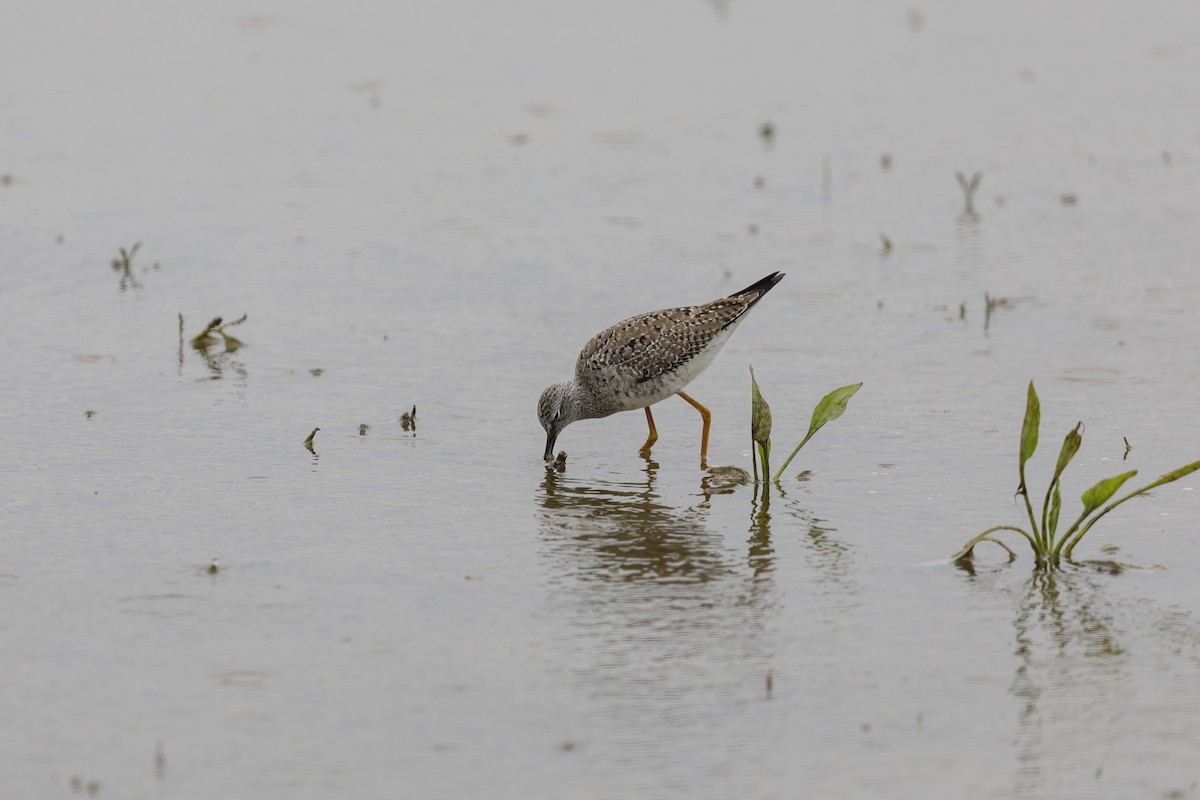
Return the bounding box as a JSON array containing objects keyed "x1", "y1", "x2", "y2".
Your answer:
[{"x1": 538, "y1": 272, "x2": 784, "y2": 465}]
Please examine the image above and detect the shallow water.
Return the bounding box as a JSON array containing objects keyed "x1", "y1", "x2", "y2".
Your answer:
[{"x1": 3, "y1": 1, "x2": 1200, "y2": 798}]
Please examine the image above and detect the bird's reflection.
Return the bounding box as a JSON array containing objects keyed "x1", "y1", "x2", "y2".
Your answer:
[
  {"x1": 536, "y1": 462, "x2": 781, "y2": 768},
  {"x1": 538, "y1": 459, "x2": 731, "y2": 584}
]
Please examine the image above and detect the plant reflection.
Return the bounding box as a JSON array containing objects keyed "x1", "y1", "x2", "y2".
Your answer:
[
  {"x1": 775, "y1": 483, "x2": 858, "y2": 595},
  {"x1": 1005, "y1": 568, "x2": 1127, "y2": 795},
  {"x1": 191, "y1": 336, "x2": 248, "y2": 384},
  {"x1": 959, "y1": 563, "x2": 1200, "y2": 795},
  {"x1": 747, "y1": 487, "x2": 773, "y2": 577}
]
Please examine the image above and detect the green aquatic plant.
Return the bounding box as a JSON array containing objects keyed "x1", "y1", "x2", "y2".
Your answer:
[
  {"x1": 773, "y1": 382, "x2": 862, "y2": 482},
  {"x1": 749, "y1": 367, "x2": 862, "y2": 483},
  {"x1": 749, "y1": 366, "x2": 772, "y2": 482},
  {"x1": 111, "y1": 242, "x2": 143, "y2": 290},
  {"x1": 191, "y1": 314, "x2": 247, "y2": 352},
  {"x1": 953, "y1": 381, "x2": 1200, "y2": 566},
  {"x1": 111, "y1": 242, "x2": 141, "y2": 272},
  {"x1": 955, "y1": 171, "x2": 982, "y2": 215}
]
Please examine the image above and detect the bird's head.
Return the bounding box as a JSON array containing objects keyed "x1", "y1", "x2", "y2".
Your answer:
[{"x1": 537, "y1": 381, "x2": 579, "y2": 461}]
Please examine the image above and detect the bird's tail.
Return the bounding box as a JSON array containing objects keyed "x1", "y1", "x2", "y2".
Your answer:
[{"x1": 728, "y1": 271, "x2": 785, "y2": 308}]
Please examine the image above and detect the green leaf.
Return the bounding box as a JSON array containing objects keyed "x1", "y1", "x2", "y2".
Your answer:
[
  {"x1": 1051, "y1": 423, "x2": 1083, "y2": 485},
  {"x1": 1081, "y1": 470, "x2": 1138, "y2": 517},
  {"x1": 749, "y1": 365, "x2": 772, "y2": 449},
  {"x1": 1061, "y1": 459, "x2": 1200, "y2": 559},
  {"x1": 1019, "y1": 381, "x2": 1040, "y2": 470},
  {"x1": 807, "y1": 382, "x2": 862, "y2": 440},
  {"x1": 1042, "y1": 422, "x2": 1083, "y2": 542},
  {"x1": 1018, "y1": 381, "x2": 1043, "y2": 547},
  {"x1": 1143, "y1": 459, "x2": 1200, "y2": 489},
  {"x1": 1048, "y1": 485, "x2": 1061, "y2": 539},
  {"x1": 773, "y1": 382, "x2": 863, "y2": 481}
]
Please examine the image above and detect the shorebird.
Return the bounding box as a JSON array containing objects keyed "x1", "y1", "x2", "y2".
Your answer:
[{"x1": 538, "y1": 272, "x2": 784, "y2": 467}]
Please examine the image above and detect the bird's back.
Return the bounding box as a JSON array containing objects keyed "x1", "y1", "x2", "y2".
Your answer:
[{"x1": 574, "y1": 272, "x2": 783, "y2": 412}]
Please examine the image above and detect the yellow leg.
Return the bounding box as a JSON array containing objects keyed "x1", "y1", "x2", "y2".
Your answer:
[
  {"x1": 677, "y1": 391, "x2": 711, "y2": 469},
  {"x1": 638, "y1": 406, "x2": 658, "y2": 455}
]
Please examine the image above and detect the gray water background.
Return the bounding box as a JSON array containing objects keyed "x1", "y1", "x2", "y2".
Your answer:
[{"x1": 3, "y1": 1, "x2": 1200, "y2": 798}]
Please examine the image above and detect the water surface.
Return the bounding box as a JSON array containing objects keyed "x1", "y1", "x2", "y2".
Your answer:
[{"x1": 3, "y1": 1, "x2": 1200, "y2": 798}]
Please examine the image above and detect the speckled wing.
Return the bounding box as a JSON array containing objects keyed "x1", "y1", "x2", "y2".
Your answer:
[{"x1": 575, "y1": 296, "x2": 751, "y2": 384}]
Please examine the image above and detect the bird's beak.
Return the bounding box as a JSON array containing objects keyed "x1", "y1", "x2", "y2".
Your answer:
[{"x1": 543, "y1": 431, "x2": 557, "y2": 462}]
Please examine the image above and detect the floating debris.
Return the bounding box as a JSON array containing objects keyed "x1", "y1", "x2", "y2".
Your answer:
[
  {"x1": 191, "y1": 314, "x2": 247, "y2": 352},
  {"x1": 303, "y1": 427, "x2": 320, "y2": 452},
  {"x1": 359, "y1": 423, "x2": 369, "y2": 436},
  {"x1": 85, "y1": 410, "x2": 96, "y2": 419},
  {"x1": 879, "y1": 233, "x2": 893, "y2": 253},
  {"x1": 758, "y1": 122, "x2": 775, "y2": 141},
  {"x1": 1060, "y1": 193, "x2": 1077, "y2": 205},
  {"x1": 400, "y1": 405, "x2": 417, "y2": 431},
  {"x1": 207, "y1": 559, "x2": 219, "y2": 575},
  {"x1": 309, "y1": 368, "x2": 324, "y2": 377},
  {"x1": 984, "y1": 291, "x2": 1012, "y2": 333},
  {"x1": 959, "y1": 301, "x2": 966, "y2": 320},
  {"x1": 1123, "y1": 436, "x2": 1132, "y2": 461},
  {"x1": 705, "y1": 464, "x2": 751, "y2": 487}
]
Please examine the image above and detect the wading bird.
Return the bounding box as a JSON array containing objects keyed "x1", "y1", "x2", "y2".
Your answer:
[{"x1": 537, "y1": 272, "x2": 784, "y2": 467}]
